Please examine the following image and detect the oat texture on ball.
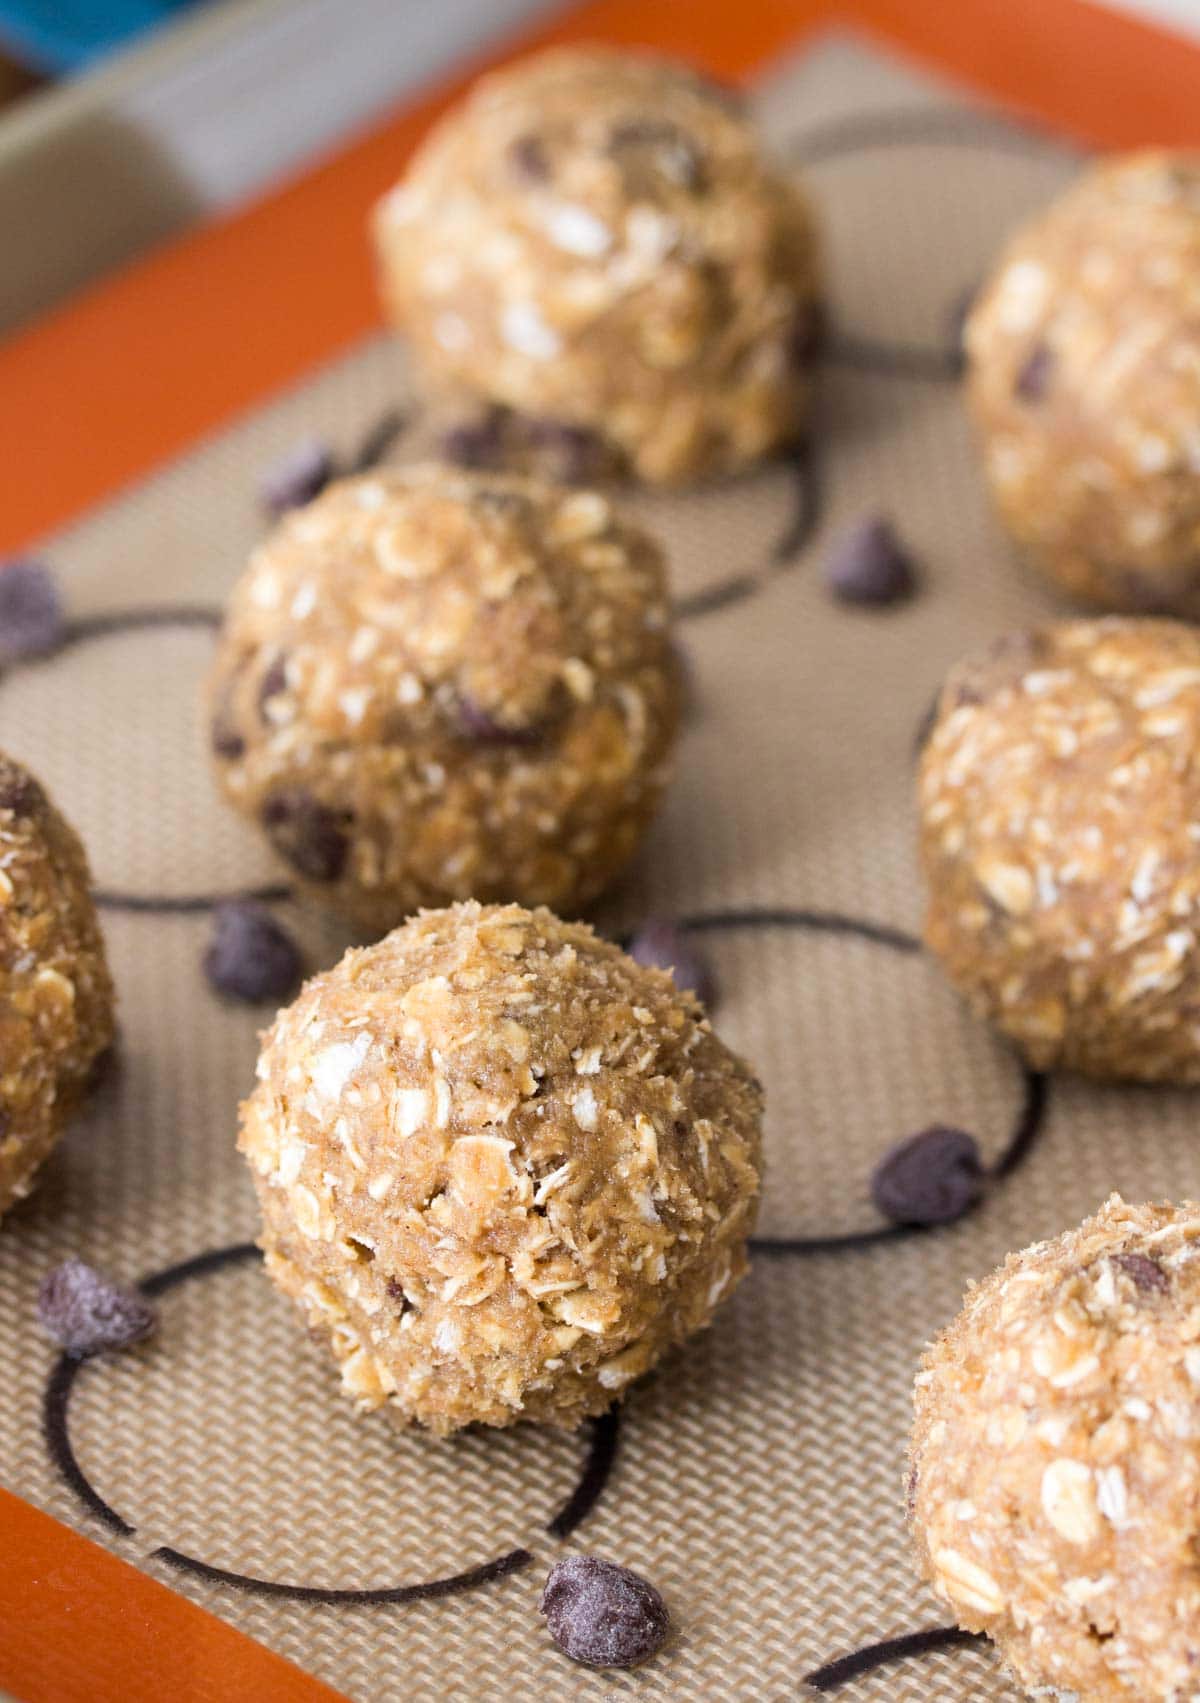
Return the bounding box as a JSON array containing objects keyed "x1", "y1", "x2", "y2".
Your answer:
[
  {"x1": 207, "y1": 465, "x2": 681, "y2": 931},
  {"x1": 920, "y1": 617, "x2": 1200, "y2": 1083},
  {"x1": 372, "y1": 48, "x2": 820, "y2": 486},
  {"x1": 238, "y1": 901, "x2": 763, "y2": 1434},
  {"x1": 0, "y1": 752, "x2": 114, "y2": 1219},
  {"x1": 910, "y1": 1194, "x2": 1200, "y2": 1703},
  {"x1": 967, "y1": 152, "x2": 1200, "y2": 617}
]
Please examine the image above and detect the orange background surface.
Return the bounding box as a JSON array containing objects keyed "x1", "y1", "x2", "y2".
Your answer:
[{"x1": 1, "y1": 0, "x2": 1199, "y2": 1697}]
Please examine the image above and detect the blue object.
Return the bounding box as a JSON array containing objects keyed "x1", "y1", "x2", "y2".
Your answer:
[{"x1": 0, "y1": 0, "x2": 200, "y2": 73}]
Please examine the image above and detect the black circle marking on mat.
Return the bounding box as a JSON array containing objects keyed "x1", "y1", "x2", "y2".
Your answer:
[
  {"x1": 43, "y1": 1241, "x2": 620, "y2": 1604},
  {"x1": 805, "y1": 1626, "x2": 987, "y2": 1691},
  {"x1": 663, "y1": 907, "x2": 1048, "y2": 1253}
]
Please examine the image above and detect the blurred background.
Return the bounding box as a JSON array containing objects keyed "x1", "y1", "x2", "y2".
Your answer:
[{"x1": 0, "y1": 0, "x2": 1198, "y2": 337}]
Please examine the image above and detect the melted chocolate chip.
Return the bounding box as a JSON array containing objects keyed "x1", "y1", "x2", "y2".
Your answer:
[
  {"x1": 627, "y1": 919, "x2": 714, "y2": 1005},
  {"x1": 0, "y1": 560, "x2": 65, "y2": 663},
  {"x1": 510, "y1": 134, "x2": 551, "y2": 181},
  {"x1": 262, "y1": 791, "x2": 350, "y2": 882},
  {"x1": 541, "y1": 1555, "x2": 670, "y2": 1670},
  {"x1": 457, "y1": 695, "x2": 543, "y2": 746},
  {"x1": 0, "y1": 765, "x2": 41, "y2": 816},
  {"x1": 823, "y1": 516, "x2": 917, "y2": 607},
  {"x1": 1112, "y1": 1251, "x2": 1169, "y2": 1294},
  {"x1": 871, "y1": 1126, "x2": 984, "y2": 1228},
  {"x1": 37, "y1": 1259, "x2": 157, "y2": 1357},
  {"x1": 203, "y1": 900, "x2": 303, "y2": 1004},
  {"x1": 260, "y1": 438, "x2": 334, "y2": 517},
  {"x1": 1015, "y1": 342, "x2": 1054, "y2": 403}
]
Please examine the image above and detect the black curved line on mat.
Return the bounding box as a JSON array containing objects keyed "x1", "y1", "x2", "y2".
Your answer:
[
  {"x1": 821, "y1": 332, "x2": 962, "y2": 383},
  {"x1": 44, "y1": 1240, "x2": 616, "y2": 1605},
  {"x1": 59, "y1": 606, "x2": 223, "y2": 648},
  {"x1": 665, "y1": 908, "x2": 1048, "y2": 1253},
  {"x1": 547, "y1": 1407, "x2": 620, "y2": 1539},
  {"x1": 805, "y1": 1626, "x2": 986, "y2": 1691},
  {"x1": 94, "y1": 884, "x2": 292, "y2": 915},
  {"x1": 346, "y1": 407, "x2": 411, "y2": 475}
]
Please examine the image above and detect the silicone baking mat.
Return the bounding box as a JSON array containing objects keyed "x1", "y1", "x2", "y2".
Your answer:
[{"x1": 2, "y1": 6, "x2": 1200, "y2": 1701}]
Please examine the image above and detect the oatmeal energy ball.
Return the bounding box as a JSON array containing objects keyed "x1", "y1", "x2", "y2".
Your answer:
[
  {"x1": 968, "y1": 153, "x2": 1200, "y2": 616},
  {"x1": 207, "y1": 465, "x2": 680, "y2": 931},
  {"x1": 911, "y1": 1195, "x2": 1200, "y2": 1702},
  {"x1": 920, "y1": 618, "x2": 1200, "y2": 1083},
  {"x1": 0, "y1": 752, "x2": 114, "y2": 1219},
  {"x1": 373, "y1": 48, "x2": 820, "y2": 485},
  {"x1": 238, "y1": 902, "x2": 763, "y2": 1432}
]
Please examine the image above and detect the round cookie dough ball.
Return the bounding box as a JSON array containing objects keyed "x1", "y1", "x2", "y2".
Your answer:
[
  {"x1": 911, "y1": 1195, "x2": 1200, "y2": 1702},
  {"x1": 207, "y1": 465, "x2": 681, "y2": 932},
  {"x1": 968, "y1": 153, "x2": 1200, "y2": 616},
  {"x1": 0, "y1": 752, "x2": 114, "y2": 1218},
  {"x1": 372, "y1": 48, "x2": 820, "y2": 486},
  {"x1": 920, "y1": 618, "x2": 1200, "y2": 1083},
  {"x1": 238, "y1": 901, "x2": 763, "y2": 1432}
]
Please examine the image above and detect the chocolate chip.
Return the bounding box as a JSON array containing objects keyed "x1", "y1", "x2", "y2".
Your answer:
[
  {"x1": 0, "y1": 764, "x2": 41, "y2": 816},
  {"x1": 627, "y1": 919, "x2": 714, "y2": 1005},
  {"x1": 258, "y1": 654, "x2": 290, "y2": 720},
  {"x1": 0, "y1": 560, "x2": 65, "y2": 664},
  {"x1": 37, "y1": 1259, "x2": 157, "y2": 1357},
  {"x1": 540, "y1": 1555, "x2": 670, "y2": 1670},
  {"x1": 457, "y1": 695, "x2": 543, "y2": 746},
  {"x1": 823, "y1": 516, "x2": 917, "y2": 607},
  {"x1": 210, "y1": 679, "x2": 246, "y2": 760},
  {"x1": 510, "y1": 134, "x2": 551, "y2": 181},
  {"x1": 1112, "y1": 1251, "x2": 1169, "y2": 1294},
  {"x1": 260, "y1": 438, "x2": 334, "y2": 517},
  {"x1": 262, "y1": 791, "x2": 350, "y2": 882},
  {"x1": 439, "y1": 408, "x2": 509, "y2": 471},
  {"x1": 203, "y1": 900, "x2": 303, "y2": 1004},
  {"x1": 1015, "y1": 342, "x2": 1054, "y2": 403},
  {"x1": 871, "y1": 1126, "x2": 984, "y2": 1227}
]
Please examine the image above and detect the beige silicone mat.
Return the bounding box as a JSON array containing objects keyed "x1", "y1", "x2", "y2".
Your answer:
[{"x1": 1, "y1": 30, "x2": 1188, "y2": 1703}]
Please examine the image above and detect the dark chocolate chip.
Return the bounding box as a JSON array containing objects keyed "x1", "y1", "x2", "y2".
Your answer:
[
  {"x1": 627, "y1": 919, "x2": 714, "y2": 1006},
  {"x1": 1015, "y1": 342, "x2": 1054, "y2": 403},
  {"x1": 37, "y1": 1259, "x2": 157, "y2": 1358},
  {"x1": 439, "y1": 408, "x2": 509, "y2": 471},
  {"x1": 1112, "y1": 1251, "x2": 1169, "y2": 1294},
  {"x1": 457, "y1": 695, "x2": 543, "y2": 746},
  {"x1": 0, "y1": 560, "x2": 65, "y2": 664},
  {"x1": 541, "y1": 1555, "x2": 670, "y2": 1670},
  {"x1": 871, "y1": 1126, "x2": 984, "y2": 1228},
  {"x1": 203, "y1": 899, "x2": 303, "y2": 1004},
  {"x1": 210, "y1": 679, "x2": 246, "y2": 759},
  {"x1": 823, "y1": 516, "x2": 917, "y2": 607},
  {"x1": 258, "y1": 654, "x2": 290, "y2": 719},
  {"x1": 0, "y1": 764, "x2": 41, "y2": 816},
  {"x1": 260, "y1": 438, "x2": 334, "y2": 517},
  {"x1": 510, "y1": 134, "x2": 551, "y2": 181},
  {"x1": 262, "y1": 790, "x2": 350, "y2": 883}
]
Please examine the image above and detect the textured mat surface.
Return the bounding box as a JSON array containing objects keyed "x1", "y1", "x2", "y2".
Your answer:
[{"x1": 0, "y1": 31, "x2": 1175, "y2": 1703}]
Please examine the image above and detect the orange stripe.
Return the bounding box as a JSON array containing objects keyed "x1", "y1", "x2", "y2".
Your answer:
[
  {"x1": 0, "y1": 1489, "x2": 349, "y2": 1703},
  {"x1": 3, "y1": 0, "x2": 1200, "y2": 554}
]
